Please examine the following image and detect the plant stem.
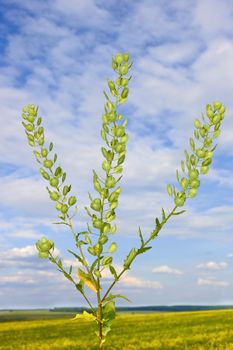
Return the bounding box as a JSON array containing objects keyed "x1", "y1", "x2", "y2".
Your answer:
[{"x1": 101, "y1": 205, "x2": 178, "y2": 302}]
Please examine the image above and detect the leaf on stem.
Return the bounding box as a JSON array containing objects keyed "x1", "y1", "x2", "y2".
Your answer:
[
  {"x1": 71, "y1": 310, "x2": 96, "y2": 322},
  {"x1": 104, "y1": 294, "x2": 131, "y2": 303},
  {"x1": 67, "y1": 249, "x2": 85, "y2": 265},
  {"x1": 77, "y1": 268, "x2": 97, "y2": 292},
  {"x1": 138, "y1": 226, "x2": 144, "y2": 245},
  {"x1": 172, "y1": 209, "x2": 186, "y2": 216}
]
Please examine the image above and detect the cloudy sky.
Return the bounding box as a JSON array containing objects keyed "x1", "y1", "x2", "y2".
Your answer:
[{"x1": 0, "y1": 0, "x2": 233, "y2": 309}]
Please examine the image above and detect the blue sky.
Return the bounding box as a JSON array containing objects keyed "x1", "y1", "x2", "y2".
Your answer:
[{"x1": 0, "y1": 0, "x2": 233, "y2": 309}]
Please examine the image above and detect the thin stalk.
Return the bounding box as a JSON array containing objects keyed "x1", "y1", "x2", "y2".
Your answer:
[{"x1": 101, "y1": 205, "x2": 178, "y2": 302}]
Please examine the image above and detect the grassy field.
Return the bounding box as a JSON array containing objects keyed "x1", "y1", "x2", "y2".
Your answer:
[{"x1": 1, "y1": 309, "x2": 233, "y2": 349}]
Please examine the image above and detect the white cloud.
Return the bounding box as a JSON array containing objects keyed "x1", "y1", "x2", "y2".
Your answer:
[
  {"x1": 227, "y1": 253, "x2": 233, "y2": 258},
  {"x1": 197, "y1": 278, "x2": 230, "y2": 287},
  {"x1": 152, "y1": 265, "x2": 183, "y2": 275},
  {"x1": 197, "y1": 261, "x2": 228, "y2": 270},
  {"x1": 120, "y1": 275, "x2": 162, "y2": 289}
]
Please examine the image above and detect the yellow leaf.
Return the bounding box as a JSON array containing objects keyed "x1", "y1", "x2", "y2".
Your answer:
[
  {"x1": 71, "y1": 310, "x2": 96, "y2": 322},
  {"x1": 77, "y1": 268, "x2": 97, "y2": 292}
]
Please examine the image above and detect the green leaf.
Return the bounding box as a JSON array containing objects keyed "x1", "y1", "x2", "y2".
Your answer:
[
  {"x1": 176, "y1": 169, "x2": 180, "y2": 182},
  {"x1": 63, "y1": 270, "x2": 74, "y2": 282},
  {"x1": 84, "y1": 206, "x2": 92, "y2": 217},
  {"x1": 138, "y1": 226, "x2": 144, "y2": 245},
  {"x1": 104, "y1": 294, "x2": 131, "y2": 303},
  {"x1": 137, "y1": 246, "x2": 152, "y2": 254},
  {"x1": 172, "y1": 209, "x2": 186, "y2": 216},
  {"x1": 161, "y1": 208, "x2": 166, "y2": 222},
  {"x1": 103, "y1": 90, "x2": 110, "y2": 100},
  {"x1": 67, "y1": 250, "x2": 85, "y2": 265},
  {"x1": 102, "y1": 300, "x2": 116, "y2": 322},
  {"x1": 72, "y1": 310, "x2": 97, "y2": 322},
  {"x1": 155, "y1": 218, "x2": 161, "y2": 229},
  {"x1": 90, "y1": 257, "x2": 101, "y2": 272},
  {"x1": 69, "y1": 265, "x2": 73, "y2": 275},
  {"x1": 49, "y1": 142, "x2": 53, "y2": 151}
]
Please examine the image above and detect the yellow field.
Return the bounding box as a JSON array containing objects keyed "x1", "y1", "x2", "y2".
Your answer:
[{"x1": 1, "y1": 309, "x2": 233, "y2": 349}]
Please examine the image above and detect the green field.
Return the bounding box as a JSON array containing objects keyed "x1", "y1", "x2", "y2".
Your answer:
[{"x1": 1, "y1": 309, "x2": 233, "y2": 349}]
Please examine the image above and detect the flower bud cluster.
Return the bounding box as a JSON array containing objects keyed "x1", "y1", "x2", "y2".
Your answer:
[
  {"x1": 36, "y1": 236, "x2": 54, "y2": 259},
  {"x1": 166, "y1": 101, "x2": 225, "y2": 207},
  {"x1": 21, "y1": 104, "x2": 77, "y2": 220}
]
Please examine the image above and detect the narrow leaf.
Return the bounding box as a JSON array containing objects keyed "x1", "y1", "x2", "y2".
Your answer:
[
  {"x1": 104, "y1": 294, "x2": 131, "y2": 303},
  {"x1": 161, "y1": 208, "x2": 166, "y2": 222},
  {"x1": 67, "y1": 249, "x2": 85, "y2": 265},
  {"x1": 172, "y1": 210, "x2": 186, "y2": 216},
  {"x1": 138, "y1": 226, "x2": 144, "y2": 245}
]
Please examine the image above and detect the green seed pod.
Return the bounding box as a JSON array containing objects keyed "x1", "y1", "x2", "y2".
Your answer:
[
  {"x1": 194, "y1": 119, "x2": 201, "y2": 128},
  {"x1": 105, "y1": 176, "x2": 116, "y2": 189},
  {"x1": 166, "y1": 184, "x2": 173, "y2": 196},
  {"x1": 116, "y1": 77, "x2": 121, "y2": 86},
  {"x1": 93, "y1": 218, "x2": 103, "y2": 229},
  {"x1": 63, "y1": 185, "x2": 70, "y2": 196},
  {"x1": 88, "y1": 246, "x2": 96, "y2": 256},
  {"x1": 108, "y1": 242, "x2": 117, "y2": 253},
  {"x1": 120, "y1": 134, "x2": 128, "y2": 143},
  {"x1": 200, "y1": 166, "x2": 209, "y2": 174},
  {"x1": 202, "y1": 158, "x2": 212, "y2": 166},
  {"x1": 190, "y1": 154, "x2": 197, "y2": 166},
  {"x1": 110, "y1": 200, "x2": 118, "y2": 210},
  {"x1": 174, "y1": 192, "x2": 186, "y2": 207},
  {"x1": 213, "y1": 114, "x2": 221, "y2": 124},
  {"x1": 68, "y1": 196, "x2": 77, "y2": 206},
  {"x1": 188, "y1": 188, "x2": 198, "y2": 198},
  {"x1": 199, "y1": 128, "x2": 206, "y2": 138},
  {"x1": 121, "y1": 78, "x2": 128, "y2": 86},
  {"x1": 25, "y1": 124, "x2": 34, "y2": 132},
  {"x1": 38, "y1": 137, "x2": 44, "y2": 146},
  {"x1": 56, "y1": 203, "x2": 62, "y2": 211},
  {"x1": 190, "y1": 179, "x2": 200, "y2": 188},
  {"x1": 115, "y1": 143, "x2": 126, "y2": 153},
  {"x1": 38, "y1": 126, "x2": 44, "y2": 135},
  {"x1": 115, "y1": 52, "x2": 123, "y2": 64},
  {"x1": 40, "y1": 169, "x2": 50, "y2": 180},
  {"x1": 213, "y1": 101, "x2": 222, "y2": 110},
  {"x1": 100, "y1": 188, "x2": 109, "y2": 199},
  {"x1": 108, "y1": 80, "x2": 115, "y2": 90},
  {"x1": 102, "y1": 114, "x2": 108, "y2": 123},
  {"x1": 44, "y1": 160, "x2": 53, "y2": 169},
  {"x1": 37, "y1": 117, "x2": 42, "y2": 126},
  {"x1": 22, "y1": 106, "x2": 28, "y2": 113},
  {"x1": 105, "y1": 210, "x2": 116, "y2": 222},
  {"x1": 50, "y1": 177, "x2": 59, "y2": 187},
  {"x1": 213, "y1": 129, "x2": 220, "y2": 138},
  {"x1": 118, "y1": 114, "x2": 123, "y2": 120},
  {"x1": 55, "y1": 166, "x2": 62, "y2": 177},
  {"x1": 107, "y1": 101, "x2": 115, "y2": 111},
  {"x1": 61, "y1": 204, "x2": 68, "y2": 214},
  {"x1": 41, "y1": 148, "x2": 48, "y2": 157},
  {"x1": 196, "y1": 148, "x2": 206, "y2": 158},
  {"x1": 93, "y1": 269, "x2": 101, "y2": 278},
  {"x1": 100, "y1": 234, "x2": 109, "y2": 244},
  {"x1": 121, "y1": 87, "x2": 129, "y2": 99},
  {"x1": 219, "y1": 105, "x2": 225, "y2": 114},
  {"x1": 93, "y1": 243, "x2": 103, "y2": 255},
  {"x1": 204, "y1": 138, "x2": 212, "y2": 148},
  {"x1": 112, "y1": 57, "x2": 118, "y2": 70},
  {"x1": 38, "y1": 251, "x2": 49, "y2": 259},
  {"x1": 206, "y1": 108, "x2": 214, "y2": 119},
  {"x1": 102, "y1": 256, "x2": 113, "y2": 266},
  {"x1": 119, "y1": 64, "x2": 129, "y2": 75},
  {"x1": 205, "y1": 150, "x2": 213, "y2": 158},
  {"x1": 91, "y1": 198, "x2": 102, "y2": 211},
  {"x1": 180, "y1": 177, "x2": 189, "y2": 190},
  {"x1": 110, "y1": 224, "x2": 117, "y2": 234},
  {"x1": 194, "y1": 129, "x2": 199, "y2": 140},
  {"x1": 188, "y1": 169, "x2": 199, "y2": 180},
  {"x1": 114, "y1": 165, "x2": 123, "y2": 173},
  {"x1": 189, "y1": 138, "x2": 195, "y2": 152},
  {"x1": 102, "y1": 160, "x2": 111, "y2": 172},
  {"x1": 123, "y1": 52, "x2": 130, "y2": 62},
  {"x1": 50, "y1": 191, "x2": 60, "y2": 201},
  {"x1": 27, "y1": 115, "x2": 35, "y2": 123}
]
